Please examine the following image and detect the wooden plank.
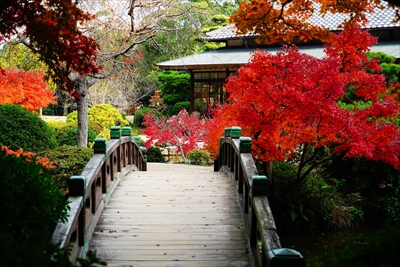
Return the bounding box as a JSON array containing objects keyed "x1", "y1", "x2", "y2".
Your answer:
[
  {"x1": 104, "y1": 260, "x2": 250, "y2": 267},
  {"x1": 89, "y1": 163, "x2": 250, "y2": 267},
  {"x1": 94, "y1": 248, "x2": 250, "y2": 261},
  {"x1": 90, "y1": 239, "x2": 248, "y2": 249}
]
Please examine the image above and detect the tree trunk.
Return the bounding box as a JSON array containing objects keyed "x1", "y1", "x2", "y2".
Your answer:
[
  {"x1": 74, "y1": 77, "x2": 90, "y2": 147},
  {"x1": 62, "y1": 93, "x2": 69, "y2": 116}
]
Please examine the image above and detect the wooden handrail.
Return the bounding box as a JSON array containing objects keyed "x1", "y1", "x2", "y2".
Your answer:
[
  {"x1": 52, "y1": 126, "x2": 147, "y2": 263},
  {"x1": 215, "y1": 127, "x2": 305, "y2": 267}
]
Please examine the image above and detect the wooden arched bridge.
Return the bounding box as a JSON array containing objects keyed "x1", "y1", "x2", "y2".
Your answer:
[{"x1": 52, "y1": 126, "x2": 305, "y2": 267}]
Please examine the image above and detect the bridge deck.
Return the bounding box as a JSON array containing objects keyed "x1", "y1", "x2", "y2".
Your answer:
[{"x1": 90, "y1": 163, "x2": 250, "y2": 267}]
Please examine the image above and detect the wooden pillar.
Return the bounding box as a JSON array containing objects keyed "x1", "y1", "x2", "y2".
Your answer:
[{"x1": 190, "y1": 70, "x2": 194, "y2": 113}]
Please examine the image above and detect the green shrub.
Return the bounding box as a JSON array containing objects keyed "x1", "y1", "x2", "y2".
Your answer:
[
  {"x1": 147, "y1": 147, "x2": 166, "y2": 163},
  {"x1": 0, "y1": 149, "x2": 67, "y2": 248},
  {"x1": 187, "y1": 149, "x2": 211, "y2": 165},
  {"x1": 58, "y1": 126, "x2": 97, "y2": 146},
  {"x1": 39, "y1": 146, "x2": 94, "y2": 192},
  {"x1": 134, "y1": 107, "x2": 162, "y2": 126},
  {"x1": 47, "y1": 121, "x2": 98, "y2": 146},
  {"x1": 67, "y1": 104, "x2": 129, "y2": 129},
  {"x1": 0, "y1": 104, "x2": 57, "y2": 152}
]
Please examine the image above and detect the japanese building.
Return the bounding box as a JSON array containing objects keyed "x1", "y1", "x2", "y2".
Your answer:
[{"x1": 156, "y1": 5, "x2": 400, "y2": 113}]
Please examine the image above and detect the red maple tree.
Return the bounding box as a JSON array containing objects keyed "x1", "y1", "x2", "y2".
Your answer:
[
  {"x1": 0, "y1": 0, "x2": 101, "y2": 92},
  {"x1": 0, "y1": 68, "x2": 55, "y2": 112},
  {"x1": 206, "y1": 28, "x2": 400, "y2": 207},
  {"x1": 142, "y1": 109, "x2": 206, "y2": 162}
]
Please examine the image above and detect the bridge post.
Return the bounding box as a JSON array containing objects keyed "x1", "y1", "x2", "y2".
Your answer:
[
  {"x1": 239, "y1": 137, "x2": 252, "y2": 196},
  {"x1": 267, "y1": 248, "x2": 305, "y2": 267},
  {"x1": 231, "y1": 126, "x2": 242, "y2": 174},
  {"x1": 224, "y1": 127, "x2": 231, "y2": 167},
  {"x1": 93, "y1": 137, "x2": 107, "y2": 154},
  {"x1": 133, "y1": 136, "x2": 140, "y2": 166},
  {"x1": 68, "y1": 176, "x2": 86, "y2": 247},
  {"x1": 140, "y1": 146, "x2": 147, "y2": 171},
  {"x1": 110, "y1": 126, "x2": 121, "y2": 139},
  {"x1": 121, "y1": 127, "x2": 132, "y2": 168},
  {"x1": 94, "y1": 138, "x2": 108, "y2": 194},
  {"x1": 239, "y1": 136, "x2": 252, "y2": 153}
]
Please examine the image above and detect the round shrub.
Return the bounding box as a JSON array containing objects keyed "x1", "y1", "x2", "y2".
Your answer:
[
  {"x1": 0, "y1": 149, "x2": 67, "y2": 248},
  {"x1": 39, "y1": 146, "x2": 94, "y2": 192},
  {"x1": 0, "y1": 104, "x2": 57, "y2": 152},
  {"x1": 67, "y1": 104, "x2": 129, "y2": 129},
  {"x1": 47, "y1": 119, "x2": 103, "y2": 143},
  {"x1": 134, "y1": 107, "x2": 162, "y2": 126},
  {"x1": 58, "y1": 126, "x2": 97, "y2": 146},
  {"x1": 147, "y1": 147, "x2": 166, "y2": 163},
  {"x1": 187, "y1": 149, "x2": 211, "y2": 165}
]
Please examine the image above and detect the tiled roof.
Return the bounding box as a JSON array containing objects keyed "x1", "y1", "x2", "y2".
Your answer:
[
  {"x1": 156, "y1": 40, "x2": 400, "y2": 70},
  {"x1": 205, "y1": 4, "x2": 400, "y2": 41}
]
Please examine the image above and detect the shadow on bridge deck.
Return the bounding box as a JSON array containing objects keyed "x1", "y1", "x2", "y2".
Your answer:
[{"x1": 89, "y1": 163, "x2": 250, "y2": 267}]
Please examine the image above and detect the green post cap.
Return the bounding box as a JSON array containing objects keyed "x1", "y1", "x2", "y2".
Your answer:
[
  {"x1": 133, "y1": 136, "x2": 141, "y2": 144},
  {"x1": 220, "y1": 136, "x2": 225, "y2": 145},
  {"x1": 140, "y1": 146, "x2": 147, "y2": 162},
  {"x1": 93, "y1": 138, "x2": 107, "y2": 154},
  {"x1": 239, "y1": 136, "x2": 252, "y2": 153},
  {"x1": 68, "y1": 176, "x2": 86, "y2": 196},
  {"x1": 231, "y1": 126, "x2": 242, "y2": 139},
  {"x1": 267, "y1": 248, "x2": 305, "y2": 267},
  {"x1": 110, "y1": 126, "x2": 121, "y2": 139},
  {"x1": 252, "y1": 175, "x2": 268, "y2": 196},
  {"x1": 121, "y1": 126, "x2": 132, "y2": 136},
  {"x1": 224, "y1": 127, "x2": 231, "y2": 137}
]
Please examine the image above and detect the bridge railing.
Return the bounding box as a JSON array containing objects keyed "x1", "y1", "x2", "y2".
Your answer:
[
  {"x1": 214, "y1": 126, "x2": 305, "y2": 267},
  {"x1": 52, "y1": 126, "x2": 147, "y2": 263}
]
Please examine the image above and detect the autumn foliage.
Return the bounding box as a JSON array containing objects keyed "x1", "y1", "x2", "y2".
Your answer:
[
  {"x1": 0, "y1": 68, "x2": 55, "y2": 112},
  {"x1": 205, "y1": 28, "x2": 400, "y2": 181},
  {"x1": 142, "y1": 109, "x2": 206, "y2": 162},
  {"x1": 1, "y1": 145, "x2": 53, "y2": 170},
  {"x1": 230, "y1": 0, "x2": 399, "y2": 44},
  {"x1": 0, "y1": 0, "x2": 101, "y2": 92}
]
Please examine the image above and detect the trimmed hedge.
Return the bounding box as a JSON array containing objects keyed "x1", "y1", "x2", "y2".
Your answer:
[
  {"x1": 67, "y1": 104, "x2": 129, "y2": 129},
  {"x1": 0, "y1": 104, "x2": 57, "y2": 152}
]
